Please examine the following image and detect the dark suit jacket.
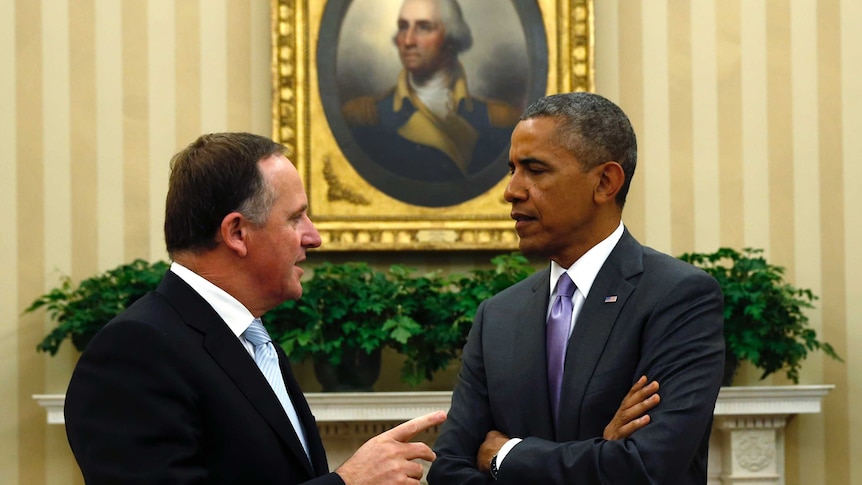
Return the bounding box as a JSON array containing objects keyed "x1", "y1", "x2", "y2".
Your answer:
[
  {"x1": 65, "y1": 271, "x2": 344, "y2": 485},
  {"x1": 428, "y1": 230, "x2": 725, "y2": 484}
]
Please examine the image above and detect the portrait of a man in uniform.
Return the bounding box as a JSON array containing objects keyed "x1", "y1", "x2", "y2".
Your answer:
[
  {"x1": 342, "y1": 0, "x2": 520, "y2": 183},
  {"x1": 318, "y1": 0, "x2": 547, "y2": 207}
]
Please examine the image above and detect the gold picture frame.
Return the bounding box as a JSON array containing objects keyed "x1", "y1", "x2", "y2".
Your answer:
[{"x1": 272, "y1": 0, "x2": 593, "y2": 251}]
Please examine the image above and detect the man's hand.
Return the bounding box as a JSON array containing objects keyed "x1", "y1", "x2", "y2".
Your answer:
[
  {"x1": 477, "y1": 430, "x2": 510, "y2": 473},
  {"x1": 603, "y1": 375, "x2": 660, "y2": 440},
  {"x1": 336, "y1": 411, "x2": 447, "y2": 485}
]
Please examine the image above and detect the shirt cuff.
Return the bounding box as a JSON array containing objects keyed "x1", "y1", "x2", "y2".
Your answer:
[{"x1": 495, "y1": 438, "x2": 522, "y2": 468}]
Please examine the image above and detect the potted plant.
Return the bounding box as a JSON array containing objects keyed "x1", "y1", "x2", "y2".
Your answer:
[
  {"x1": 264, "y1": 261, "x2": 425, "y2": 391},
  {"x1": 25, "y1": 259, "x2": 169, "y2": 355},
  {"x1": 264, "y1": 254, "x2": 536, "y2": 390},
  {"x1": 679, "y1": 247, "x2": 842, "y2": 385},
  {"x1": 26, "y1": 254, "x2": 533, "y2": 390},
  {"x1": 30, "y1": 249, "x2": 840, "y2": 391},
  {"x1": 393, "y1": 253, "x2": 535, "y2": 386}
]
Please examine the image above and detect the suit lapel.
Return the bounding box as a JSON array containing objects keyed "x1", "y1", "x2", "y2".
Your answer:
[
  {"x1": 275, "y1": 344, "x2": 331, "y2": 475},
  {"x1": 156, "y1": 273, "x2": 316, "y2": 477},
  {"x1": 557, "y1": 231, "x2": 644, "y2": 439},
  {"x1": 508, "y1": 269, "x2": 556, "y2": 439}
]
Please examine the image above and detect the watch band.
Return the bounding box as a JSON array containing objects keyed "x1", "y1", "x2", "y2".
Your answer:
[{"x1": 490, "y1": 454, "x2": 499, "y2": 480}]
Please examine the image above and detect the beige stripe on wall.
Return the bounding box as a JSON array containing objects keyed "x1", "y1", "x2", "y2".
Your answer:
[
  {"x1": 43, "y1": 0, "x2": 72, "y2": 282},
  {"x1": 593, "y1": 0, "x2": 620, "y2": 104},
  {"x1": 765, "y1": 0, "x2": 795, "y2": 278},
  {"x1": 200, "y1": 0, "x2": 228, "y2": 134},
  {"x1": 641, "y1": 1, "x2": 672, "y2": 252},
  {"x1": 788, "y1": 1, "x2": 825, "y2": 483},
  {"x1": 668, "y1": 0, "x2": 694, "y2": 255},
  {"x1": 96, "y1": 0, "x2": 124, "y2": 270},
  {"x1": 175, "y1": 0, "x2": 201, "y2": 149},
  {"x1": 0, "y1": 0, "x2": 18, "y2": 481},
  {"x1": 227, "y1": 0, "x2": 253, "y2": 132},
  {"x1": 816, "y1": 0, "x2": 850, "y2": 482},
  {"x1": 249, "y1": 0, "x2": 272, "y2": 136},
  {"x1": 690, "y1": 1, "x2": 721, "y2": 251},
  {"x1": 148, "y1": 0, "x2": 176, "y2": 262},
  {"x1": 16, "y1": 0, "x2": 47, "y2": 482},
  {"x1": 616, "y1": 1, "x2": 645, "y2": 239},
  {"x1": 789, "y1": 0, "x2": 822, "y2": 336},
  {"x1": 740, "y1": 0, "x2": 770, "y2": 251},
  {"x1": 840, "y1": 0, "x2": 862, "y2": 472},
  {"x1": 716, "y1": 0, "x2": 744, "y2": 249},
  {"x1": 71, "y1": 0, "x2": 98, "y2": 282},
  {"x1": 49, "y1": 1, "x2": 96, "y2": 482},
  {"x1": 122, "y1": 0, "x2": 151, "y2": 260}
]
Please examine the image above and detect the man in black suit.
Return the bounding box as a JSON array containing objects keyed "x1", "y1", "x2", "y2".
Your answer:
[
  {"x1": 64, "y1": 132, "x2": 446, "y2": 484},
  {"x1": 427, "y1": 93, "x2": 725, "y2": 484}
]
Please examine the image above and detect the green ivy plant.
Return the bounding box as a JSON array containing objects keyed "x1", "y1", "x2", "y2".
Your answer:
[
  {"x1": 679, "y1": 247, "x2": 842, "y2": 384},
  {"x1": 264, "y1": 254, "x2": 535, "y2": 387},
  {"x1": 26, "y1": 254, "x2": 532, "y2": 388},
  {"x1": 392, "y1": 253, "x2": 535, "y2": 386},
  {"x1": 24, "y1": 259, "x2": 169, "y2": 355},
  {"x1": 31, "y1": 248, "x2": 837, "y2": 388}
]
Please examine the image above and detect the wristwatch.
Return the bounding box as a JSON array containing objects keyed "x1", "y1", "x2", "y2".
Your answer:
[{"x1": 490, "y1": 454, "x2": 500, "y2": 480}]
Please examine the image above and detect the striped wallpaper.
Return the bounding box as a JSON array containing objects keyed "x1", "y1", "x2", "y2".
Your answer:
[{"x1": 1, "y1": 1, "x2": 860, "y2": 484}]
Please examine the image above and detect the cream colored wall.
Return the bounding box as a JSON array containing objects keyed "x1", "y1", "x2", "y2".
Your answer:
[{"x1": 1, "y1": 1, "x2": 859, "y2": 484}]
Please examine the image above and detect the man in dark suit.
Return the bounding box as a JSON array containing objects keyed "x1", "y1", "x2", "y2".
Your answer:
[
  {"x1": 427, "y1": 93, "x2": 725, "y2": 484},
  {"x1": 64, "y1": 132, "x2": 446, "y2": 484}
]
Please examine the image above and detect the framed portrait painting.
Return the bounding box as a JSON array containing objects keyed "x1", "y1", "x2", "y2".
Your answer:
[{"x1": 272, "y1": 0, "x2": 593, "y2": 250}]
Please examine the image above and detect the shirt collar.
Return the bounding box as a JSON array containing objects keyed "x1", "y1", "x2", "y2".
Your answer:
[
  {"x1": 392, "y1": 62, "x2": 472, "y2": 112},
  {"x1": 549, "y1": 221, "x2": 625, "y2": 298},
  {"x1": 170, "y1": 261, "x2": 256, "y2": 338}
]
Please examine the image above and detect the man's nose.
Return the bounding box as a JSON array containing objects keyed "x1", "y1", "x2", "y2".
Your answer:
[
  {"x1": 504, "y1": 175, "x2": 525, "y2": 203},
  {"x1": 403, "y1": 26, "x2": 417, "y2": 44}
]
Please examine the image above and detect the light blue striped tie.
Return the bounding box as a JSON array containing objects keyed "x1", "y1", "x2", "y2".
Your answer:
[{"x1": 244, "y1": 318, "x2": 310, "y2": 458}]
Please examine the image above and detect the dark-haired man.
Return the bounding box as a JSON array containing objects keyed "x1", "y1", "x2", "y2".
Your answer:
[
  {"x1": 65, "y1": 132, "x2": 446, "y2": 485},
  {"x1": 428, "y1": 93, "x2": 725, "y2": 484}
]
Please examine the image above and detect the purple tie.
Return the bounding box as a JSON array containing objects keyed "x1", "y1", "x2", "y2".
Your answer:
[{"x1": 547, "y1": 273, "x2": 576, "y2": 422}]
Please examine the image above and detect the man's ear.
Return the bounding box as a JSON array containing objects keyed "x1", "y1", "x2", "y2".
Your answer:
[
  {"x1": 220, "y1": 212, "x2": 249, "y2": 257},
  {"x1": 594, "y1": 161, "x2": 625, "y2": 205}
]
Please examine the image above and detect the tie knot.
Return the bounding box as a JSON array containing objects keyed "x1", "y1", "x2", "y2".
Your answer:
[
  {"x1": 555, "y1": 273, "x2": 576, "y2": 298},
  {"x1": 243, "y1": 318, "x2": 272, "y2": 347}
]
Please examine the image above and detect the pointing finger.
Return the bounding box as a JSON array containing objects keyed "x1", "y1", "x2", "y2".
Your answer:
[{"x1": 384, "y1": 411, "x2": 447, "y2": 442}]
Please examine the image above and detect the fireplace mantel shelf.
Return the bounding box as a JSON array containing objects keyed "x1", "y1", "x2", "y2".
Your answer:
[
  {"x1": 33, "y1": 385, "x2": 832, "y2": 425},
  {"x1": 34, "y1": 385, "x2": 833, "y2": 485}
]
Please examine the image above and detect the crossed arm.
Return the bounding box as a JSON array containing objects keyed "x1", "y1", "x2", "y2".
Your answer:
[{"x1": 476, "y1": 376, "x2": 661, "y2": 473}]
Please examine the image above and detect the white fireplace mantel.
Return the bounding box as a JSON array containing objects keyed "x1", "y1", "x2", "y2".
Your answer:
[{"x1": 34, "y1": 385, "x2": 832, "y2": 485}]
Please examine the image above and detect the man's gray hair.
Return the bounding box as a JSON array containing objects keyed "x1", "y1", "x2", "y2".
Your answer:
[
  {"x1": 436, "y1": 0, "x2": 472, "y2": 53},
  {"x1": 395, "y1": 0, "x2": 473, "y2": 54}
]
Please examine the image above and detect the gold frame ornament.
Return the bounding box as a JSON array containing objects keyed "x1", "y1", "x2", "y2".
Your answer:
[{"x1": 271, "y1": 0, "x2": 593, "y2": 251}]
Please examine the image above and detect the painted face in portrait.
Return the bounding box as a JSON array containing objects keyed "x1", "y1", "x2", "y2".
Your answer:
[{"x1": 395, "y1": 0, "x2": 452, "y2": 79}]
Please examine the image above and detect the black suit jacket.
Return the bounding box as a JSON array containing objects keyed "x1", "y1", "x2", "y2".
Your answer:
[
  {"x1": 65, "y1": 271, "x2": 344, "y2": 485},
  {"x1": 428, "y1": 230, "x2": 725, "y2": 484}
]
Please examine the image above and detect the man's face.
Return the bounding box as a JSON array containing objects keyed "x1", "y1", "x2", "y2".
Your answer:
[
  {"x1": 245, "y1": 155, "x2": 321, "y2": 308},
  {"x1": 505, "y1": 117, "x2": 606, "y2": 267},
  {"x1": 395, "y1": 0, "x2": 450, "y2": 78}
]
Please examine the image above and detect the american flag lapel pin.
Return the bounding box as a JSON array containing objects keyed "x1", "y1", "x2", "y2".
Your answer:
[{"x1": 604, "y1": 295, "x2": 618, "y2": 303}]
